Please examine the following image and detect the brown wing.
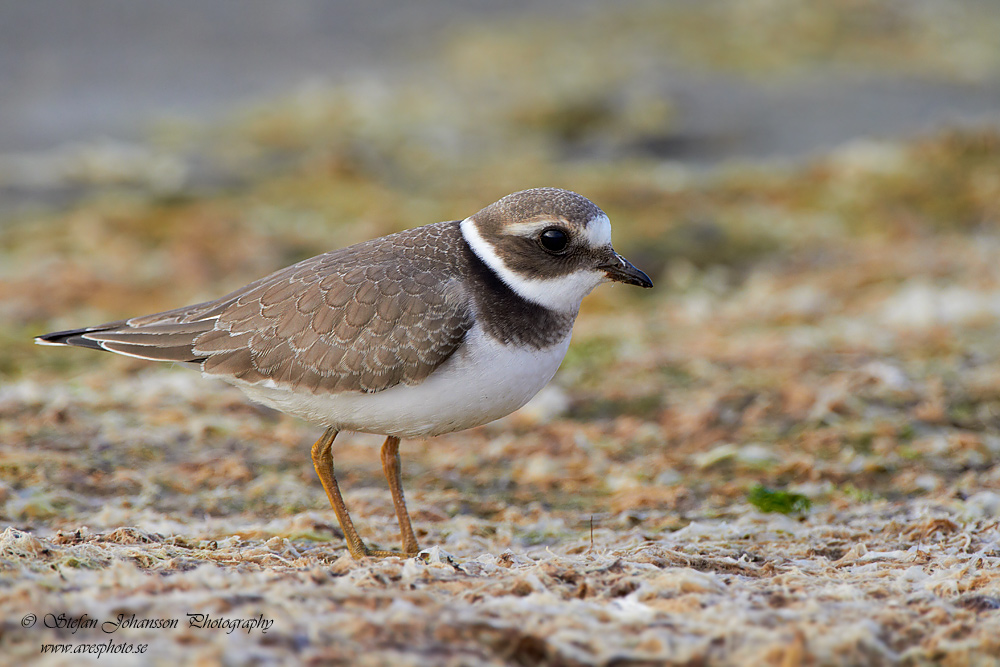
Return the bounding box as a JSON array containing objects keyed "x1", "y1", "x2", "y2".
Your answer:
[{"x1": 39, "y1": 222, "x2": 474, "y2": 394}]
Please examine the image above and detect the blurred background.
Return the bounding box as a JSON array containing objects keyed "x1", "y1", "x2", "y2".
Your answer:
[
  {"x1": 3, "y1": 0, "x2": 1000, "y2": 159},
  {"x1": 0, "y1": 0, "x2": 1000, "y2": 172}
]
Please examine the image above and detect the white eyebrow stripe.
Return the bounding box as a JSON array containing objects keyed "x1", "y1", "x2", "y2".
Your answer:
[
  {"x1": 503, "y1": 213, "x2": 613, "y2": 248},
  {"x1": 503, "y1": 220, "x2": 559, "y2": 236}
]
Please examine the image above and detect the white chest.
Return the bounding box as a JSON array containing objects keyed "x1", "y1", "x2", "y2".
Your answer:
[{"x1": 226, "y1": 324, "x2": 572, "y2": 438}]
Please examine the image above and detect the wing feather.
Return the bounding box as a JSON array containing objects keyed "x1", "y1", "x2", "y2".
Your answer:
[{"x1": 37, "y1": 221, "x2": 474, "y2": 395}]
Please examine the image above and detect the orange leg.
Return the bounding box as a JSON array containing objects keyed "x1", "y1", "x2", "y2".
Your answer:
[
  {"x1": 380, "y1": 436, "x2": 420, "y2": 555},
  {"x1": 310, "y1": 428, "x2": 419, "y2": 559}
]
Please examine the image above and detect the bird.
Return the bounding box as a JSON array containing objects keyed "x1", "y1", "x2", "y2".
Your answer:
[{"x1": 35, "y1": 187, "x2": 652, "y2": 559}]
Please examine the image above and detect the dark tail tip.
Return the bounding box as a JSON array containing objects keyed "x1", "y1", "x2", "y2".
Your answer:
[{"x1": 35, "y1": 328, "x2": 108, "y2": 351}]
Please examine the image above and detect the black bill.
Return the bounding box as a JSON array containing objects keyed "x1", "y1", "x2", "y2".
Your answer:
[{"x1": 599, "y1": 253, "x2": 653, "y2": 288}]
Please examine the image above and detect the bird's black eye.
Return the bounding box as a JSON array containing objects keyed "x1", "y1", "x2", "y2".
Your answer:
[{"x1": 539, "y1": 228, "x2": 569, "y2": 253}]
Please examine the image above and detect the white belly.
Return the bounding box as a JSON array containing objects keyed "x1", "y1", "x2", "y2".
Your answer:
[{"x1": 223, "y1": 325, "x2": 571, "y2": 438}]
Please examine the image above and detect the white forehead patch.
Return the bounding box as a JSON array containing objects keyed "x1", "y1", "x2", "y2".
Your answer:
[
  {"x1": 461, "y1": 217, "x2": 607, "y2": 313},
  {"x1": 586, "y1": 213, "x2": 612, "y2": 247},
  {"x1": 502, "y1": 214, "x2": 613, "y2": 249}
]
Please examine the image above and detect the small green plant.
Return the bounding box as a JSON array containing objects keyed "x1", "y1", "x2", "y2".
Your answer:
[
  {"x1": 840, "y1": 483, "x2": 877, "y2": 503},
  {"x1": 747, "y1": 484, "x2": 811, "y2": 514}
]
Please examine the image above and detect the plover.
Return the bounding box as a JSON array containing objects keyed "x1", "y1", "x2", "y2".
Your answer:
[{"x1": 36, "y1": 188, "x2": 652, "y2": 559}]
